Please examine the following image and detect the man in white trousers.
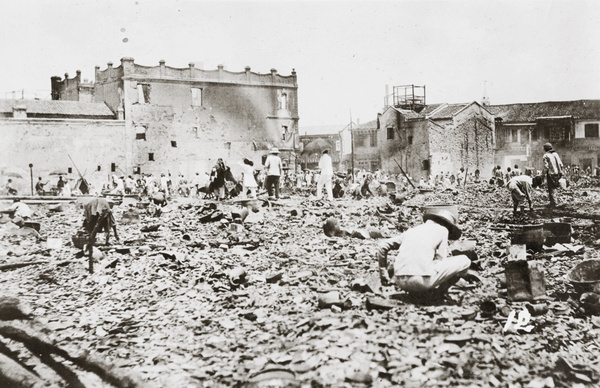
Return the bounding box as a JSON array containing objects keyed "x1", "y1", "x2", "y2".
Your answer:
[{"x1": 316, "y1": 150, "x2": 334, "y2": 201}]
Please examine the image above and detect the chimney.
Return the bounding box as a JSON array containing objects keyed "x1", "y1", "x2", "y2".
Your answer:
[
  {"x1": 51, "y1": 76, "x2": 62, "y2": 100},
  {"x1": 482, "y1": 81, "x2": 490, "y2": 107},
  {"x1": 13, "y1": 105, "x2": 27, "y2": 119},
  {"x1": 189, "y1": 62, "x2": 195, "y2": 79},
  {"x1": 384, "y1": 84, "x2": 389, "y2": 107}
]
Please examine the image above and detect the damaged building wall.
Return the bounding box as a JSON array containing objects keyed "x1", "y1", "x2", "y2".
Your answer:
[
  {"x1": 491, "y1": 100, "x2": 600, "y2": 173},
  {"x1": 51, "y1": 71, "x2": 96, "y2": 104},
  {"x1": 378, "y1": 108, "x2": 430, "y2": 181},
  {"x1": 496, "y1": 118, "x2": 600, "y2": 173},
  {"x1": 378, "y1": 107, "x2": 404, "y2": 175},
  {"x1": 571, "y1": 120, "x2": 600, "y2": 172},
  {"x1": 406, "y1": 120, "x2": 431, "y2": 182},
  {"x1": 0, "y1": 119, "x2": 127, "y2": 193},
  {"x1": 51, "y1": 71, "x2": 82, "y2": 101},
  {"x1": 94, "y1": 62, "x2": 125, "y2": 115},
  {"x1": 352, "y1": 120, "x2": 380, "y2": 172},
  {"x1": 494, "y1": 122, "x2": 537, "y2": 172},
  {"x1": 95, "y1": 58, "x2": 299, "y2": 177},
  {"x1": 429, "y1": 103, "x2": 495, "y2": 179},
  {"x1": 377, "y1": 103, "x2": 494, "y2": 181}
]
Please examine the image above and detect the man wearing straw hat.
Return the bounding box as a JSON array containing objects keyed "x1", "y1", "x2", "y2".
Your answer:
[
  {"x1": 264, "y1": 147, "x2": 283, "y2": 200},
  {"x1": 376, "y1": 206, "x2": 471, "y2": 298}
]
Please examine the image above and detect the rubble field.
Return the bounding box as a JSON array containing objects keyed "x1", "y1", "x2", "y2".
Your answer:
[{"x1": 1, "y1": 181, "x2": 600, "y2": 388}]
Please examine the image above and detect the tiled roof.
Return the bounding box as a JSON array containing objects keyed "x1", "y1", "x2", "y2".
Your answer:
[
  {"x1": 0, "y1": 99, "x2": 115, "y2": 118},
  {"x1": 391, "y1": 107, "x2": 421, "y2": 119},
  {"x1": 355, "y1": 119, "x2": 378, "y2": 130},
  {"x1": 426, "y1": 103, "x2": 470, "y2": 120},
  {"x1": 418, "y1": 104, "x2": 444, "y2": 117},
  {"x1": 488, "y1": 100, "x2": 600, "y2": 122}
]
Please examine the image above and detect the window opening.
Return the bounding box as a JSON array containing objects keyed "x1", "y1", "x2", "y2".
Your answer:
[
  {"x1": 278, "y1": 92, "x2": 288, "y2": 110},
  {"x1": 191, "y1": 88, "x2": 202, "y2": 106},
  {"x1": 135, "y1": 125, "x2": 146, "y2": 140},
  {"x1": 111, "y1": 163, "x2": 116, "y2": 172},
  {"x1": 585, "y1": 123, "x2": 599, "y2": 138},
  {"x1": 137, "y1": 84, "x2": 151, "y2": 104},
  {"x1": 530, "y1": 127, "x2": 538, "y2": 142},
  {"x1": 67, "y1": 167, "x2": 73, "y2": 174},
  {"x1": 148, "y1": 153, "x2": 155, "y2": 161},
  {"x1": 171, "y1": 141, "x2": 177, "y2": 147},
  {"x1": 511, "y1": 128, "x2": 519, "y2": 143},
  {"x1": 281, "y1": 126, "x2": 288, "y2": 141},
  {"x1": 387, "y1": 127, "x2": 394, "y2": 140}
]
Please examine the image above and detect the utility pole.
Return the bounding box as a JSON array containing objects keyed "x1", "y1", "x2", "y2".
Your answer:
[
  {"x1": 29, "y1": 164, "x2": 34, "y2": 196},
  {"x1": 350, "y1": 110, "x2": 354, "y2": 183}
]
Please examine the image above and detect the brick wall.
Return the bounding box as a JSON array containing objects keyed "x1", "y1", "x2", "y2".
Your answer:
[
  {"x1": 0, "y1": 119, "x2": 127, "y2": 193},
  {"x1": 429, "y1": 104, "x2": 495, "y2": 178}
]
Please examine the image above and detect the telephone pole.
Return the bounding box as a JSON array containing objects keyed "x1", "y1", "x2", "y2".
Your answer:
[{"x1": 350, "y1": 110, "x2": 354, "y2": 183}]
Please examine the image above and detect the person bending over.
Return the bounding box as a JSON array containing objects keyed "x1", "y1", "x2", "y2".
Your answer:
[{"x1": 376, "y1": 208, "x2": 470, "y2": 298}]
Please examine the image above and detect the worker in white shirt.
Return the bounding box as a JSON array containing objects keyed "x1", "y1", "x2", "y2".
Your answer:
[
  {"x1": 376, "y1": 208, "x2": 470, "y2": 298},
  {"x1": 0, "y1": 199, "x2": 33, "y2": 227},
  {"x1": 316, "y1": 150, "x2": 334, "y2": 201}
]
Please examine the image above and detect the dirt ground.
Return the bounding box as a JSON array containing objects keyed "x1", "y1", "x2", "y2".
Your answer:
[{"x1": 1, "y1": 180, "x2": 600, "y2": 387}]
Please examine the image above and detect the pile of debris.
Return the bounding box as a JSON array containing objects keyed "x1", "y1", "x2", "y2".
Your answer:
[{"x1": 0, "y1": 183, "x2": 599, "y2": 387}]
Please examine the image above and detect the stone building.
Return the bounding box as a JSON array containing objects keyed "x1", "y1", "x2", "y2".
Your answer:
[
  {"x1": 0, "y1": 99, "x2": 124, "y2": 193},
  {"x1": 1, "y1": 58, "x2": 298, "y2": 193},
  {"x1": 351, "y1": 120, "x2": 380, "y2": 172},
  {"x1": 377, "y1": 101, "x2": 495, "y2": 182},
  {"x1": 74, "y1": 58, "x2": 300, "y2": 177},
  {"x1": 489, "y1": 100, "x2": 600, "y2": 173}
]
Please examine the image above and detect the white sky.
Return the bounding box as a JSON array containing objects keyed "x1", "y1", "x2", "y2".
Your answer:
[{"x1": 1, "y1": 0, "x2": 599, "y2": 128}]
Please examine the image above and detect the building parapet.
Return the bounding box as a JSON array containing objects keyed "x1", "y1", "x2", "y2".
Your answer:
[
  {"x1": 95, "y1": 58, "x2": 297, "y2": 87},
  {"x1": 1, "y1": 118, "x2": 125, "y2": 124},
  {"x1": 94, "y1": 62, "x2": 125, "y2": 84}
]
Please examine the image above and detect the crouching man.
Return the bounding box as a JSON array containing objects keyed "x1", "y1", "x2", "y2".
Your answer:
[
  {"x1": 376, "y1": 208, "x2": 470, "y2": 298},
  {"x1": 506, "y1": 174, "x2": 539, "y2": 216},
  {"x1": 0, "y1": 199, "x2": 32, "y2": 227},
  {"x1": 83, "y1": 198, "x2": 119, "y2": 247}
]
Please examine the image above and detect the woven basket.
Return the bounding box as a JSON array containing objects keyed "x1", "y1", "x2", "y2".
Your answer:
[{"x1": 72, "y1": 233, "x2": 89, "y2": 249}]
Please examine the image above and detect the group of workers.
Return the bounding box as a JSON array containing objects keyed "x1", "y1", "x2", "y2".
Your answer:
[
  {"x1": 0, "y1": 142, "x2": 567, "y2": 301},
  {"x1": 377, "y1": 142, "x2": 565, "y2": 299}
]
